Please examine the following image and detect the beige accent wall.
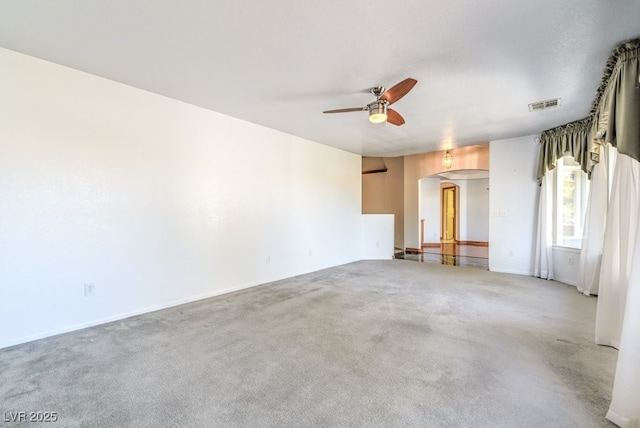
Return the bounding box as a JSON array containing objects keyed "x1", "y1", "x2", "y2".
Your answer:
[
  {"x1": 404, "y1": 144, "x2": 490, "y2": 249},
  {"x1": 362, "y1": 156, "x2": 405, "y2": 249}
]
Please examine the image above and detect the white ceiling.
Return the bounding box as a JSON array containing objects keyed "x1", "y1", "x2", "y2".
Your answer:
[{"x1": 1, "y1": 1, "x2": 639, "y2": 157}]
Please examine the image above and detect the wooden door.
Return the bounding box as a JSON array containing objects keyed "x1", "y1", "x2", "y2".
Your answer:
[{"x1": 441, "y1": 185, "x2": 458, "y2": 242}]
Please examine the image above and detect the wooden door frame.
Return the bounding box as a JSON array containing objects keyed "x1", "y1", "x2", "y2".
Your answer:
[{"x1": 440, "y1": 182, "x2": 459, "y2": 242}]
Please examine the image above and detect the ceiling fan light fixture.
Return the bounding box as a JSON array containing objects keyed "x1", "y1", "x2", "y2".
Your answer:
[{"x1": 368, "y1": 101, "x2": 388, "y2": 124}]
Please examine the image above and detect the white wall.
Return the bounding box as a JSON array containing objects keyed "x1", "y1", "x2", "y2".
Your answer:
[
  {"x1": 419, "y1": 178, "x2": 440, "y2": 243},
  {"x1": 0, "y1": 48, "x2": 362, "y2": 348},
  {"x1": 361, "y1": 215, "x2": 395, "y2": 259},
  {"x1": 489, "y1": 136, "x2": 539, "y2": 275},
  {"x1": 552, "y1": 246, "x2": 580, "y2": 286},
  {"x1": 451, "y1": 181, "x2": 467, "y2": 240},
  {"x1": 466, "y1": 178, "x2": 490, "y2": 241}
]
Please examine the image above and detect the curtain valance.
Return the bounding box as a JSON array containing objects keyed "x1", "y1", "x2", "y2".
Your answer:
[
  {"x1": 536, "y1": 117, "x2": 591, "y2": 183},
  {"x1": 537, "y1": 38, "x2": 640, "y2": 183},
  {"x1": 597, "y1": 40, "x2": 640, "y2": 162}
]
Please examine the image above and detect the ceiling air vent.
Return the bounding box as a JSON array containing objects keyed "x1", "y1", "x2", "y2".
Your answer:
[{"x1": 528, "y1": 98, "x2": 562, "y2": 112}]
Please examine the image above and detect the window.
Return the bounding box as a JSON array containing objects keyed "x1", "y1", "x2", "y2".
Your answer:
[{"x1": 555, "y1": 156, "x2": 589, "y2": 248}]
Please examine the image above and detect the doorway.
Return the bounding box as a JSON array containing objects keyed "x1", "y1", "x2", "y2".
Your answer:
[{"x1": 440, "y1": 183, "x2": 459, "y2": 242}]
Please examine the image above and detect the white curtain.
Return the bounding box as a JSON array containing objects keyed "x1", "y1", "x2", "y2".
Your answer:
[
  {"x1": 597, "y1": 154, "x2": 640, "y2": 428},
  {"x1": 534, "y1": 169, "x2": 554, "y2": 280},
  {"x1": 595, "y1": 153, "x2": 640, "y2": 348},
  {"x1": 607, "y1": 222, "x2": 640, "y2": 427},
  {"x1": 577, "y1": 143, "x2": 617, "y2": 295}
]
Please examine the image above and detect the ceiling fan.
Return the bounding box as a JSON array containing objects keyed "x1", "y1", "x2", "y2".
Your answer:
[{"x1": 323, "y1": 78, "x2": 417, "y2": 126}]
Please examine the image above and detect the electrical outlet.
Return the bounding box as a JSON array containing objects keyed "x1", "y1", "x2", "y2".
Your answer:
[
  {"x1": 84, "y1": 283, "x2": 95, "y2": 297},
  {"x1": 266, "y1": 256, "x2": 271, "y2": 263},
  {"x1": 508, "y1": 250, "x2": 514, "y2": 257},
  {"x1": 568, "y1": 257, "x2": 574, "y2": 266}
]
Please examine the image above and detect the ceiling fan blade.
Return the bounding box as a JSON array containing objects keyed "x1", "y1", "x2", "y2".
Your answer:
[
  {"x1": 323, "y1": 107, "x2": 366, "y2": 114},
  {"x1": 380, "y1": 78, "x2": 418, "y2": 105},
  {"x1": 386, "y1": 109, "x2": 405, "y2": 126}
]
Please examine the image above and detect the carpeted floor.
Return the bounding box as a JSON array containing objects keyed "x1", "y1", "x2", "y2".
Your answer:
[{"x1": 0, "y1": 260, "x2": 618, "y2": 427}]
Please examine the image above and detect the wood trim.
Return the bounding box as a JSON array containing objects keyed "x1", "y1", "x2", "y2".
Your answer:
[
  {"x1": 405, "y1": 247, "x2": 422, "y2": 254},
  {"x1": 422, "y1": 241, "x2": 488, "y2": 247},
  {"x1": 362, "y1": 168, "x2": 388, "y2": 175},
  {"x1": 457, "y1": 241, "x2": 489, "y2": 247}
]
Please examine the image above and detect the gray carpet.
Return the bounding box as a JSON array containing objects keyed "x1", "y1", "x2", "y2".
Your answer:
[{"x1": 0, "y1": 260, "x2": 618, "y2": 427}]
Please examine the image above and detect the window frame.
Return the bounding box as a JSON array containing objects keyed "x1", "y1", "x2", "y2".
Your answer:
[{"x1": 553, "y1": 155, "x2": 590, "y2": 249}]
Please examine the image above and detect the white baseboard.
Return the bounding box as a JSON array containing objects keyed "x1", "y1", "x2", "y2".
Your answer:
[
  {"x1": 488, "y1": 268, "x2": 534, "y2": 276},
  {"x1": 552, "y1": 277, "x2": 578, "y2": 287}
]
